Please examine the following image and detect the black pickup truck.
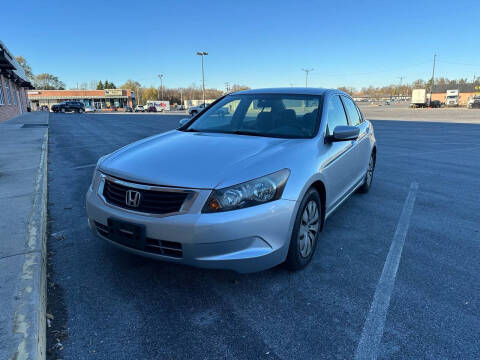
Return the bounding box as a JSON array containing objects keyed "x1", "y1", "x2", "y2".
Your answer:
[{"x1": 52, "y1": 101, "x2": 85, "y2": 113}]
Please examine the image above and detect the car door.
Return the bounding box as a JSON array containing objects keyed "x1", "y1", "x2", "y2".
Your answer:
[
  {"x1": 340, "y1": 96, "x2": 371, "y2": 183},
  {"x1": 321, "y1": 95, "x2": 359, "y2": 211}
]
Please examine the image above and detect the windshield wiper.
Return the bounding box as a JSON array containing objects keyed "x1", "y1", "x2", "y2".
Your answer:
[
  {"x1": 184, "y1": 128, "x2": 201, "y2": 132},
  {"x1": 230, "y1": 130, "x2": 264, "y2": 137}
]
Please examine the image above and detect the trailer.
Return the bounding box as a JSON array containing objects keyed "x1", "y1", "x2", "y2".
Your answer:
[
  {"x1": 146, "y1": 100, "x2": 170, "y2": 112},
  {"x1": 410, "y1": 89, "x2": 428, "y2": 108}
]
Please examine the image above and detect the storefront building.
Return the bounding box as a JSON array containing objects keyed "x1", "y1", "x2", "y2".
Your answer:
[
  {"x1": 0, "y1": 41, "x2": 34, "y2": 121},
  {"x1": 27, "y1": 89, "x2": 135, "y2": 111},
  {"x1": 431, "y1": 83, "x2": 480, "y2": 105}
]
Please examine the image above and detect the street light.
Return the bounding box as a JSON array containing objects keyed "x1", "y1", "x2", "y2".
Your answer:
[
  {"x1": 301, "y1": 68, "x2": 313, "y2": 87},
  {"x1": 196, "y1": 51, "x2": 208, "y2": 106},
  {"x1": 158, "y1": 74, "x2": 163, "y2": 100}
]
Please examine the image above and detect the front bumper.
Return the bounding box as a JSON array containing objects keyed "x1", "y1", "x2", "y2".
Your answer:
[{"x1": 86, "y1": 186, "x2": 298, "y2": 273}]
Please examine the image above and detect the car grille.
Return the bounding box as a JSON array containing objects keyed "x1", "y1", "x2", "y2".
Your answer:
[
  {"x1": 94, "y1": 222, "x2": 183, "y2": 258},
  {"x1": 103, "y1": 179, "x2": 188, "y2": 215}
]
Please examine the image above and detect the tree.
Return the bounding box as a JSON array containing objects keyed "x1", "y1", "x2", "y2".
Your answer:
[
  {"x1": 231, "y1": 84, "x2": 250, "y2": 92},
  {"x1": 120, "y1": 80, "x2": 141, "y2": 91},
  {"x1": 104, "y1": 80, "x2": 116, "y2": 89},
  {"x1": 143, "y1": 87, "x2": 158, "y2": 102},
  {"x1": 15, "y1": 56, "x2": 34, "y2": 82},
  {"x1": 97, "y1": 81, "x2": 104, "y2": 90},
  {"x1": 34, "y1": 73, "x2": 65, "y2": 90}
]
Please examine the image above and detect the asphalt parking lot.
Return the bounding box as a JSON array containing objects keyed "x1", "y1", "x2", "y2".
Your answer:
[{"x1": 47, "y1": 111, "x2": 480, "y2": 359}]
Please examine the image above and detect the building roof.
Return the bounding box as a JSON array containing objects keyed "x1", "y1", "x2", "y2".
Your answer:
[
  {"x1": 431, "y1": 83, "x2": 480, "y2": 93},
  {"x1": 27, "y1": 89, "x2": 133, "y2": 100},
  {"x1": 0, "y1": 40, "x2": 33, "y2": 88}
]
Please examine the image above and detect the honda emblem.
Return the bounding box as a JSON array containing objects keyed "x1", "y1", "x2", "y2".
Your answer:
[{"x1": 125, "y1": 190, "x2": 141, "y2": 207}]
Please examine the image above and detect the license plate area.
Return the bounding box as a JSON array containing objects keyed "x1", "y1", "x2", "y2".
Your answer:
[{"x1": 107, "y1": 218, "x2": 145, "y2": 250}]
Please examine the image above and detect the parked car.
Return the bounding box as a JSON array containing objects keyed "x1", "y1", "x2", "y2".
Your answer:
[
  {"x1": 85, "y1": 106, "x2": 96, "y2": 112},
  {"x1": 188, "y1": 103, "x2": 207, "y2": 115},
  {"x1": 468, "y1": 99, "x2": 480, "y2": 109},
  {"x1": 146, "y1": 105, "x2": 157, "y2": 112},
  {"x1": 429, "y1": 100, "x2": 442, "y2": 108},
  {"x1": 134, "y1": 105, "x2": 145, "y2": 112},
  {"x1": 86, "y1": 88, "x2": 376, "y2": 273},
  {"x1": 51, "y1": 101, "x2": 85, "y2": 113},
  {"x1": 467, "y1": 96, "x2": 480, "y2": 109},
  {"x1": 125, "y1": 106, "x2": 133, "y2": 112}
]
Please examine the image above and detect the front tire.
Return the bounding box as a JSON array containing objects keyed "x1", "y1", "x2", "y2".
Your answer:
[
  {"x1": 286, "y1": 188, "x2": 322, "y2": 271},
  {"x1": 78, "y1": 108, "x2": 84, "y2": 113},
  {"x1": 358, "y1": 151, "x2": 376, "y2": 193},
  {"x1": 61, "y1": 108, "x2": 66, "y2": 113}
]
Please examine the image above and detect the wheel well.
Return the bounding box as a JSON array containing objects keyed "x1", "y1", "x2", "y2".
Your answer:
[{"x1": 310, "y1": 181, "x2": 326, "y2": 230}]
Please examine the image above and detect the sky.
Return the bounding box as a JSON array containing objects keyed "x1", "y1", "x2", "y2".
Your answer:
[{"x1": 2, "y1": 0, "x2": 480, "y2": 91}]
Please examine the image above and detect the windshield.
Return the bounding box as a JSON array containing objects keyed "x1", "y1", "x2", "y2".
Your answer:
[{"x1": 184, "y1": 94, "x2": 322, "y2": 138}]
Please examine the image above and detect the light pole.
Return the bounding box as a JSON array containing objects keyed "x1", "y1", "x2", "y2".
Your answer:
[
  {"x1": 158, "y1": 74, "x2": 163, "y2": 100},
  {"x1": 196, "y1": 51, "x2": 208, "y2": 105},
  {"x1": 302, "y1": 68, "x2": 313, "y2": 87},
  {"x1": 430, "y1": 54, "x2": 437, "y2": 104}
]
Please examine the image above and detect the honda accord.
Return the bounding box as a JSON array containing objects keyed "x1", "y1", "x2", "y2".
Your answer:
[{"x1": 86, "y1": 88, "x2": 376, "y2": 273}]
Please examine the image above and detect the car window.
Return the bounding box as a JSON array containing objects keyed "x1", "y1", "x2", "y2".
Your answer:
[
  {"x1": 341, "y1": 96, "x2": 361, "y2": 126},
  {"x1": 355, "y1": 104, "x2": 365, "y2": 123},
  {"x1": 326, "y1": 95, "x2": 348, "y2": 135},
  {"x1": 194, "y1": 99, "x2": 240, "y2": 129},
  {"x1": 186, "y1": 94, "x2": 321, "y2": 138}
]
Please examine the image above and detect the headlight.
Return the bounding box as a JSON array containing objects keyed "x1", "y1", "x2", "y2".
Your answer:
[
  {"x1": 203, "y1": 169, "x2": 290, "y2": 213},
  {"x1": 90, "y1": 168, "x2": 101, "y2": 191},
  {"x1": 90, "y1": 155, "x2": 107, "y2": 191}
]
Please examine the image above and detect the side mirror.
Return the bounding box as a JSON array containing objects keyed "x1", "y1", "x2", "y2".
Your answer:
[
  {"x1": 326, "y1": 125, "x2": 360, "y2": 143},
  {"x1": 178, "y1": 118, "x2": 190, "y2": 126}
]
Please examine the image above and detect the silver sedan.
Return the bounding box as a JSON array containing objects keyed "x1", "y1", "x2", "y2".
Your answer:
[{"x1": 86, "y1": 88, "x2": 376, "y2": 273}]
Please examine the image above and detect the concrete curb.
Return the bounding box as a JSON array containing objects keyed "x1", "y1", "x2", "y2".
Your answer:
[{"x1": 10, "y1": 118, "x2": 48, "y2": 360}]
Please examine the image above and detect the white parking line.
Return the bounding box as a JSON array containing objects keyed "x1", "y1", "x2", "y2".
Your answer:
[{"x1": 354, "y1": 182, "x2": 419, "y2": 360}]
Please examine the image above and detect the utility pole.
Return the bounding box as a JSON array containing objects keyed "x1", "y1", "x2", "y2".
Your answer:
[
  {"x1": 158, "y1": 74, "x2": 163, "y2": 100},
  {"x1": 224, "y1": 82, "x2": 230, "y2": 94},
  {"x1": 430, "y1": 54, "x2": 437, "y2": 103},
  {"x1": 180, "y1": 88, "x2": 183, "y2": 107},
  {"x1": 196, "y1": 51, "x2": 208, "y2": 105},
  {"x1": 301, "y1": 68, "x2": 313, "y2": 87},
  {"x1": 398, "y1": 76, "x2": 404, "y2": 97}
]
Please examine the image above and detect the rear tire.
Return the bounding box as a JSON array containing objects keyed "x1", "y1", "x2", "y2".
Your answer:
[
  {"x1": 61, "y1": 108, "x2": 66, "y2": 113},
  {"x1": 358, "y1": 151, "x2": 376, "y2": 193},
  {"x1": 79, "y1": 108, "x2": 84, "y2": 113},
  {"x1": 285, "y1": 188, "x2": 322, "y2": 271}
]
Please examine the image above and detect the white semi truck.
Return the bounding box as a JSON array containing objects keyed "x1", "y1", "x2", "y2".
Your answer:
[{"x1": 445, "y1": 89, "x2": 459, "y2": 107}]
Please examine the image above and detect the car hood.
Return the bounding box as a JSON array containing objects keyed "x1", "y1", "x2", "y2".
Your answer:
[{"x1": 99, "y1": 130, "x2": 297, "y2": 189}]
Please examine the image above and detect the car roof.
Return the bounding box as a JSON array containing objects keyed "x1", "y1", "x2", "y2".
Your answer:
[{"x1": 232, "y1": 87, "x2": 337, "y2": 96}]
